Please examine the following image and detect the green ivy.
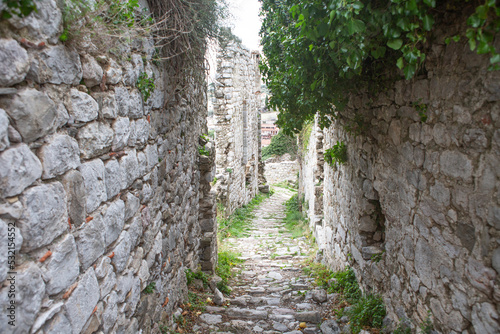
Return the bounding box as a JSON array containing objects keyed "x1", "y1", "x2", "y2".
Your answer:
[
  {"x1": 260, "y1": 0, "x2": 500, "y2": 134},
  {"x1": 1, "y1": 0, "x2": 37, "y2": 19},
  {"x1": 324, "y1": 141, "x2": 347, "y2": 166},
  {"x1": 136, "y1": 72, "x2": 155, "y2": 102}
]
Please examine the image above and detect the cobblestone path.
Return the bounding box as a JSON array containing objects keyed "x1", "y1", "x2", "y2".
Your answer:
[{"x1": 191, "y1": 188, "x2": 341, "y2": 334}]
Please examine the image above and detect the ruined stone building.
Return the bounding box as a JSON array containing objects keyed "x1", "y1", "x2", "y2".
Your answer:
[
  {"x1": 213, "y1": 43, "x2": 264, "y2": 214},
  {"x1": 298, "y1": 12, "x2": 500, "y2": 334},
  {"x1": 0, "y1": 0, "x2": 217, "y2": 332}
]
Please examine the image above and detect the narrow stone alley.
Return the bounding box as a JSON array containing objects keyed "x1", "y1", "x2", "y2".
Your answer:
[{"x1": 191, "y1": 187, "x2": 341, "y2": 334}]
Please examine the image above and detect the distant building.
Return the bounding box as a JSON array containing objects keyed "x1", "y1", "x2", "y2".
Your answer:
[{"x1": 261, "y1": 122, "x2": 279, "y2": 147}]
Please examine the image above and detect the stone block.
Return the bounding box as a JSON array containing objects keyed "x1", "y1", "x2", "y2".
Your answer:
[
  {"x1": 39, "y1": 134, "x2": 80, "y2": 179},
  {"x1": 62, "y1": 170, "x2": 87, "y2": 227},
  {"x1": 137, "y1": 151, "x2": 148, "y2": 176},
  {"x1": 68, "y1": 88, "x2": 99, "y2": 123},
  {"x1": 358, "y1": 215, "x2": 378, "y2": 233},
  {"x1": 1, "y1": 88, "x2": 57, "y2": 142},
  {"x1": 112, "y1": 117, "x2": 131, "y2": 151},
  {"x1": 116, "y1": 271, "x2": 134, "y2": 303},
  {"x1": 0, "y1": 39, "x2": 29, "y2": 86},
  {"x1": 93, "y1": 92, "x2": 117, "y2": 119},
  {"x1": 79, "y1": 159, "x2": 107, "y2": 213},
  {"x1": 127, "y1": 215, "x2": 143, "y2": 247},
  {"x1": 440, "y1": 150, "x2": 473, "y2": 181},
  {"x1": 28, "y1": 45, "x2": 82, "y2": 85},
  {"x1": 120, "y1": 150, "x2": 140, "y2": 188},
  {"x1": 0, "y1": 109, "x2": 9, "y2": 151},
  {"x1": 41, "y1": 234, "x2": 80, "y2": 295},
  {"x1": 414, "y1": 238, "x2": 434, "y2": 288},
  {"x1": 31, "y1": 302, "x2": 64, "y2": 334},
  {"x1": 75, "y1": 214, "x2": 105, "y2": 270},
  {"x1": 134, "y1": 118, "x2": 150, "y2": 147},
  {"x1": 429, "y1": 181, "x2": 450, "y2": 206},
  {"x1": 105, "y1": 59, "x2": 123, "y2": 85},
  {"x1": 111, "y1": 231, "x2": 132, "y2": 273},
  {"x1": 103, "y1": 199, "x2": 125, "y2": 246},
  {"x1": 0, "y1": 263, "x2": 45, "y2": 334},
  {"x1": 145, "y1": 144, "x2": 158, "y2": 171},
  {"x1": 42, "y1": 312, "x2": 72, "y2": 333},
  {"x1": 115, "y1": 87, "x2": 130, "y2": 117},
  {"x1": 19, "y1": 182, "x2": 67, "y2": 251},
  {"x1": 103, "y1": 291, "x2": 118, "y2": 333},
  {"x1": 81, "y1": 54, "x2": 103, "y2": 87},
  {"x1": 104, "y1": 159, "x2": 125, "y2": 199},
  {"x1": 77, "y1": 121, "x2": 114, "y2": 159},
  {"x1": 65, "y1": 267, "x2": 100, "y2": 334},
  {"x1": 124, "y1": 193, "x2": 140, "y2": 221},
  {"x1": 129, "y1": 89, "x2": 144, "y2": 119},
  {"x1": 55, "y1": 103, "x2": 70, "y2": 129},
  {"x1": 8, "y1": 0, "x2": 62, "y2": 44},
  {"x1": 0, "y1": 144, "x2": 42, "y2": 197}
]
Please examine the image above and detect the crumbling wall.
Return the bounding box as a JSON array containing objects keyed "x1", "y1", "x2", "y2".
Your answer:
[
  {"x1": 263, "y1": 160, "x2": 299, "y2": 185},
  {"x1": 0, "y1": 1, "x2": 216, "y2": 333},
  {"x1": 301, "y1": 15, "x2": 500, "y2": 334},
  {"x1": 214, "y1": 43, "x2": 263, "y2": 214}
]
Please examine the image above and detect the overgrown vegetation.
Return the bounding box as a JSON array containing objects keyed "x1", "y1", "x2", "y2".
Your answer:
[
  {"x1": 283, "y1": 194, "x2": 309, "y2": 239},
  {"x1": 262, "y1": 131, "x2": 298, "y2": 160},
  {"x1": 185, "y1": 268, "x2": 208, "y2": 288},
  {"x1": 215, "y1": 251, "x2": 243, "y2": 295},
  {"x1": 136, "y1": 72, "x2": 155, "y2": 101},
  {"x1": 1, "y1": 0, "x2": 37, "y2": 18},
  {"x1": 260, "y1": 0, "x2": 500, "y2": 134},
  {"x1": 324, "y1": 141, "x2": 348, "y2": 166},
  {"x1": 303, "y1": 263, "x2": 385, "y2": 334},
  {"x1": 217, "y1": 192, "x2": 271, "y2": 241},
  {"x1": 143, "y1": 282, "x2": 156, "y2": 294}
]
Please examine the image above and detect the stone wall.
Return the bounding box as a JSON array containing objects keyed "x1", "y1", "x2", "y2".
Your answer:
[
  {"x1": 297, "y1": 119, "x2": 324, "y2": 238},
  {"x1": 264, "y1": 160, "x2": 299, "y2": 186},
  {"x1": 214, "y1": 43, "x2": 263, "y2": 214},
  {"x1": 300, "y1": 13, "x2": 500, "y2": 334},
  {"x1": 0, "y1": 1, "x2": 216, "y2": 333}
]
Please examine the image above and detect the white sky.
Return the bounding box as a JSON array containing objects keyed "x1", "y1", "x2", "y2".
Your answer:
[{"x1": 226, "y1": 0, "x2": 262, "y2": 51}]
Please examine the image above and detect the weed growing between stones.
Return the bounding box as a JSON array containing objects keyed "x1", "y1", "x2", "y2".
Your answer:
[
  {"x1": 217, "y1": 192, "x2": 271, "y2": 241},
  {"x1": 324, "y1": 141, "x2": 348, "y2": 166},
  {"x1": 283, "y1": 194, "x2": 310, "y2": 239},
  {"x1": 272, "y1": 180, "x2": 298, "y2": 192},
  {"x1": 303, "y1": 262, "x2": 386, "y2": 334},
  {"x1": 185, "y1": 268, "x2": 208, "y2": 288},
  {"x1": 143, "y1": 282, "x2": 156, "y2": 294},
  {"x1": 215, "y1": 251, "x2": 243, "y2": 295},
  {"x1": 136, "y1": 72, "x2": 155, "y2": 101}
]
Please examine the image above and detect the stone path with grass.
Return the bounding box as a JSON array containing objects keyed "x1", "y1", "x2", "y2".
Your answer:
[{"x1": 188, "y1": 187, "x2": 348, "y2": 334}]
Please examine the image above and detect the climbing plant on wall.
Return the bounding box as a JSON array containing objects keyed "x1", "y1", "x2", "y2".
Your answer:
[{"x1": 259, "y1": 0, "x2": 500, "y2": 135}]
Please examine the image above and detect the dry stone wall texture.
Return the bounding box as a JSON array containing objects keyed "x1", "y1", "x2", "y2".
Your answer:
[
  {"x1": 264, "y1": 160, "x2": 299, "y2": 186},
  {"x1": 301, "y1": 24, "x2": 500, "y2": 334},
  {"x1": 214, "y1": 43, "x2": 263, "y2": 214},
  {"x1": 0, "y1": 1, "x2": 216, "y2": 333}
]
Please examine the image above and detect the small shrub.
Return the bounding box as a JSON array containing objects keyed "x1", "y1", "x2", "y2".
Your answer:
[
  {"x1": 186, "y1": 291, "x2": 206, "y2": 312},
  {"x1": 346, "y1": 294, "x2": 386, "y2": 334},
  {"x1": 328, "y1": 267, "x2": 362, "y2": 302},
  {"x1": 419, "y1": 311, "x2": 433, "y2": 334},
  {"x1": 136, "y1": 72, "x2": 155, "y2": 102},
  {"x1": 324, "y1": 141, "x2": 347, "y2": 166},
  {"x1": 185, "y1": 269, "x2": 208, "y2": 288},
  {"x1": 216, "y1": 251, "x2": 243, "y2": 295},
  {"x1": 262, "y1": 130, "x2": 298, "y2": 160},
  {"x1": 198, "y1": 145, "x2": 210, "y2": 156},
  {"x1": 143, "y1": 282, "x2": 156, "y2": 294}
]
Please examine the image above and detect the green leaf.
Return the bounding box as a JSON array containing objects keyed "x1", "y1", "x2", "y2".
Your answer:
[
  {"x1": 387, "y1": 39, "x2": 403, "y2": 50},
  {"x1": 476, "y1": 5, "x2": 488, "y2": 20},
  {"x1": 396, "y1": 57, "x2": 404, "y2": 69},
  {"x1": 422, "y1": 14, "x2": 434, "y2": 31},
  {"x1": 423, "y1": 0, "x2": 436, "y2": 7},
  {"x1": 452, "y1": 35, "x2": 460, "y2": 42},
  {"x1": 490, "y1": 54, "x2": 500, "y2": 64},
  {"x1": 404, "y1": 63, "x2": 416, "y2": 80},
  {"x1": 347, "y1": 19, "x2": 366, "y2": 35},
  {"x1": 477, "y1": 40, "x2": 491, "y2": 54},
  {"x1": 444, "y1": 37, "x2": 451, "y2": 45},
  {"x1": 467, "y1": 14, "x2": 482, "y2": 28}
]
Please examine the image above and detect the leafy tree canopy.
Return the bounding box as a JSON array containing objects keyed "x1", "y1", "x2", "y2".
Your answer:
[{"x1": 259, "y1": 0, "x2": 500, "y2": 135}]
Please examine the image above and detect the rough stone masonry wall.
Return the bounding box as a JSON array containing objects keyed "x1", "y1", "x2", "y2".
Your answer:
[
  {"x1": 263, "y1": 160, "x2": 299, "y2": 186},
  {"x1": 0, "y1": 1, "x2": 216, "y2": 333},
  {"x1": 302, "y1": 15, "x2": 500, "y2": 334},
  {"x1": 214, "y1": 43, "x2": 262, "y2": 214},
  {"x1": 297, "y1": 118, "x2": 324, "y2": 240}
]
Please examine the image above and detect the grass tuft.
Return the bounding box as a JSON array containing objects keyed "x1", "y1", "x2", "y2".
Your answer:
[{"x1": 215, "y1": 251, "x2": 243, "y2": 295}]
